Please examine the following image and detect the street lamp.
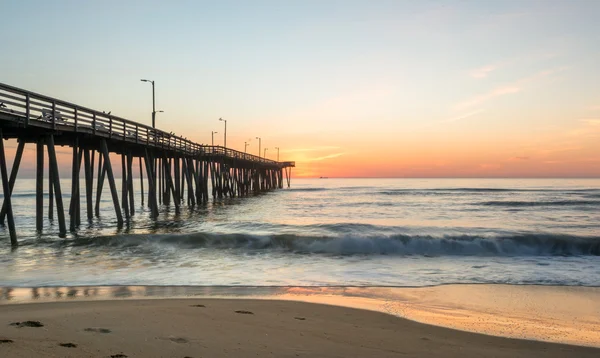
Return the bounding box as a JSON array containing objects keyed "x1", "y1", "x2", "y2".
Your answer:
[
  {"x1": 219, "y1": 117, "x2": 227, "y2": 148},
  {"x1": 212, "y1": 131, "x2": 218, "y2": 146},
  {"x1": 255, "y1": 137, "x2": 261, "y2": 158},
  {"x1": 140, "y1": 79, "x2": 156, "y2": 128},
  {"x1": 244, "y1": 140, "x2": 250, "y2": 153},
  {"x1": 264, "y1": 148, "x2": 268, "y2": 158},
  {"x1": 275, "y1": 147, "x2": 280, "y2": 161}
]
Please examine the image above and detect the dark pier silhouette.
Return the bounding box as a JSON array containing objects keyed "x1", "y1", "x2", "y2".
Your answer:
[{"x1": 0, "y1": 82, "x2": 295, "y2": 246}]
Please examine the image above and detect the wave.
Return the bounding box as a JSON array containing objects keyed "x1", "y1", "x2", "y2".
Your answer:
[
  {"x1": 287, "y1": 188, "x2": 329, "y2": 192},
  {"x1": 378, "y1": 188, "x2": 600, "y2": 196},
  {"x1": 62, "y1": 232, "x2": 600, "y2": 257},
  {"x1": 0, "y1": 193, "x2": 41, "y2": 198},
  {"x1": 479, "y1": 200, "x2": 600, "y2": 207}
]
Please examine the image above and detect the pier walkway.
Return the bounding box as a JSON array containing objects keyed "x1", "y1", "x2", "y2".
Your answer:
[{"x1": 0, "y1": 82, "x2": 295, "y2": 246}]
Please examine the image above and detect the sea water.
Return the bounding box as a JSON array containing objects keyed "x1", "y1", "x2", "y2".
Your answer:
[{"x1": 0, "y1": 178, "x2": 598, "y2": 287}]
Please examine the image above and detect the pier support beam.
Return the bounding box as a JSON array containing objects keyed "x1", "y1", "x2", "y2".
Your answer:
[
  {"x1": 127, "y1": 152, "x2": 135, "y2": 216},
  {"x1": 46, "y1": 135, "x2": 67, "y2": 237},
  {"x1": 121, "y1": 153, "x2": 130, "y2": 219},
  {"x1": 36, "y1": 139, "x2": 44, "y2": 231},
  {"x1": 69, "y1": 138, "x2": 80, "y2": 231},
  {"x1": 84, "y1": 149, "x2": 93, "y2": 220},
  {"x1": 139, "y1": 157, "x2": 144, "y2": 207},
  {"x1": 161, "y1": 153, "x2": 179, "y2": 213},
  {"x1": 100, "y1": 140, "x2": 123, "y2": 226},
  {"x1": 95, "y1": 151, "x2": 105, "y2": 217},
  {"x1": 0, "y1": 139, "x2": 25, "y2": 225},
  {"x1": 144, "y1": 149, "x2": 159, "y2": 218},
  {"x1": 0, "y1": 131, "x2": 18, "y2": 246}
]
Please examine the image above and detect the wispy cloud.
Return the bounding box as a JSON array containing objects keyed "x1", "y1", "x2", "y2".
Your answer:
[
  {"x1": 455, "y1": 67, "x2": 567, "y2": 111},
  {"x1": 303, "y1": 153, "x2": 345, "y2": 162},
  {"x1": 284, "y1": 146, "x2": 340, "y2": 153},
  {"x1": 580, "y1": 118, "x2": 600, "y2": 126},
  {"x1": 454, "y1": 86, "x2": 520, "y2": 111},
  {"x1": 508, "y1": 156, "x2": 530, "y2": 161},
  {"x1": 469, "y1": 64, "x2": 500, "y2": 79},
  {"x1": 439, "y1": 109, "x2": 484, "y2": 124}
]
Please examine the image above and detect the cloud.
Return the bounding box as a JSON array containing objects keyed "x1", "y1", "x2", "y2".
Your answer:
[
  {"x1": 303, "y1": 152, "x2": 345, "y2": 162},
  {"x1": 455, "y1": 67, "x2": 567, "y2": 111},
  {"x1": 469, "y1": 64, "x2": 499, "y2": 79},
  {"x1": 454, "y1": 86, "x2": 520, "y2": 111},
  {"x1": 439, "y1": 109, "x2": 484, "y2": 124},
  {"x1": 284, "y1": 146, "x2": 341, "y2": 153},
  {"x1": 508, "y1": 156, "x2": 530, "y2": 161},
  {"x1": 580, "y1": 119, "x2": 600, "y2": 126}
]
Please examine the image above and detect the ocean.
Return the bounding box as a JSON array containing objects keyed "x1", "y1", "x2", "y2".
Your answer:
[{"x1": 1, "y1": 178, "x2": 599, "y2": 288}]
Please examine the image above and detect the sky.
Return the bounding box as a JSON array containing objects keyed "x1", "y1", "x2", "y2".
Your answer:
[{"x1": 1, "y1": 0, "x2": 599, "y2": 178}]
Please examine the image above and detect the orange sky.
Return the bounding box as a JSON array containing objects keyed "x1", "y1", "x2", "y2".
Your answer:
[{"x1": 1, "y1": 1, "x2": 599, "y2": 178}]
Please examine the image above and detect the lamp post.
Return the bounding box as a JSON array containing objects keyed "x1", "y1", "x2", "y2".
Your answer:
[
  {"x1": 264, "y1": 148, "x2": 268, "y2": 158},
  {"x1": 256, "y1": 137, "x2": 261, "y2": 158},
  {"x1": 212, "y1": 131, "x2": 218, "y2": 146},
  {"x1": 244, "y1": 141, "x2": 250, "y2": 153},
  {"x1": 275, "y1": 147, "x2": 280, "y2": 161},
  {"x1": 219, "y1": 117, "x2": 227, "y2": 148},
  {"x1": 140, "y1": 79, "x2": 156, "y2": 128}
]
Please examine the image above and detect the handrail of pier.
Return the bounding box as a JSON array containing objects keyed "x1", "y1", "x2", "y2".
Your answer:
[{"x1": 0, "y1": 82, "x2": 293, "y2": 167}]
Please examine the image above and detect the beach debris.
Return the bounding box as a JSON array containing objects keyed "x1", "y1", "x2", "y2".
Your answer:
[
  {"x1": 0, "y1": 339, "x2": 14, "y2": 344},
  {"x1": 110, "y1": 354, "x2": 127, "y2": 358},
  {"x1": 234, "y1": 310, "x2": 254, "y2": 315},
  {"x1": 59, "y1": 342, "x2": 77, "y2": 348},
  {"x1": 294, "y1": 317, "x2": 306, "y2": 321},
  {"x1": 10, "y1": 321, "x2": 44, "y2": 327},
  {"x1": 169, "y1": 337, "x2": 189, "y2": 343},
  {"x1": 84, "y1": 327, "x2": 112, "y2": 333},
  {"x1": 190, "y1": 304, "x2": 206, "y2": 307}
]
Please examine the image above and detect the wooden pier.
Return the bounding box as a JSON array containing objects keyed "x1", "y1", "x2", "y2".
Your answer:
[{"x1": 0, "y1": 82, "x2": 295, "y2": 246}]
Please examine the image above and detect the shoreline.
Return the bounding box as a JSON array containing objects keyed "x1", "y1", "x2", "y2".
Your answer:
[
  {"x1": 1, "y1": 284, "x2": 599, "y2": 349},
  {"x1": 1, "y1": 298, "x2": 599, "y2": 358}
]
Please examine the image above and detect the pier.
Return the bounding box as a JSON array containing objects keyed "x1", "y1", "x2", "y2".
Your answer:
[{"x1": 0, "y1": 82, "x2": 295, "y2": 246}]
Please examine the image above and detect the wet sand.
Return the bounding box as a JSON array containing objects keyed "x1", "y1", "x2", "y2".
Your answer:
[{"x1": 1, "y1": 298, "x2": 599, "y2": 358}]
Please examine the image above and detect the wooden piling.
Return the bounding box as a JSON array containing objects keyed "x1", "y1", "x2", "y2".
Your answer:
[
  {"x1": 161, "y1": 154, "x2": 179, "y2": 213},
  {"x1": 95, "y1": 151, "x2": 105, "y2": 217},
  {"x1": 0, "y1": 139, "x2": 24, "y2": 224},
  {"x1": 121, "y1": 153, "x2": 129, "y2": 219},
  {"x1": 100, "y1": 140, "x2": 123, "y2": 226},
  {"x1": 127, "y1": 151, "x2": 135, "y2": 216},
  {"x1": 0, "y1": 131, "x2": 17, "y2": 245},
  {"x1": 36, "y1": 139, "x2": 44, "y2": 231},
  {"x1": 144, "y1": 149, "x2": 159, "y2": 218},
  {"x1": 139, "y1": 157, "x2": 144, "y2": 206},
  {"x1": 174, "y1": 157, "x2": 180, "y2": 204},
  {"x1": 158, "y1": 157, "x2": 162, "y2": 205},
  {"x1": 70, "y1": 138, "x2": 79, "y2": 231},
  {"x1": 48, "y1": 154, "x2": 54, "y2": 221},
  {"x1": 46, "y1": 135, "x2": 67, "y2": 237},
  {"x1": 83, "y1": 149, "x2": 93, "y2": 220}
]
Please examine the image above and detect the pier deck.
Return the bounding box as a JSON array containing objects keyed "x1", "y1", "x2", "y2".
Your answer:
[{"x1": 0, "y1": 82, "x2": 294, "y2": 246}]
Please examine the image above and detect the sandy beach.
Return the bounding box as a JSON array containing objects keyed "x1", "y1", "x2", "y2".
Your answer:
[{"x1": 1, "y1": 298, "x2": 599, "y2": 358}]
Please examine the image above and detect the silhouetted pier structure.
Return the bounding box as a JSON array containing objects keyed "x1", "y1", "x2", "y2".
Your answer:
[{"x1": 0, "y1": 82, "x2": 295, "y2": 246}]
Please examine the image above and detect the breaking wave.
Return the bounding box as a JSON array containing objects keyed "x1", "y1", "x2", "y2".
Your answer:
[{"x1": 64, "y1": 232, "x2": 600, "y2": 256}]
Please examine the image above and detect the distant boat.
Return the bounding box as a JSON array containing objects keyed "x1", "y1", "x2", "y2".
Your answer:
[{"x1": 319, "y1": 176, "x2": 329, "y2": 179}]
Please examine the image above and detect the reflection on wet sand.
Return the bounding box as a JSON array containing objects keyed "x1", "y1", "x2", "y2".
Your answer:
[{"x1": 0, "y1": 284, "x2": 599, "y2": 347}]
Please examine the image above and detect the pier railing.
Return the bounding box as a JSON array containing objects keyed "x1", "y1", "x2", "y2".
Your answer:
[{"x1": 0, "y1": 82, "x2": 291, "y2": 166}]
